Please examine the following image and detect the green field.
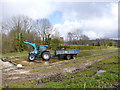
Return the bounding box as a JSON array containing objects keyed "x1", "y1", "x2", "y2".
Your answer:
[
  {"x1": 9, "y1": 55, "x2": 119, "y2": 88},
  {"x1": 0, "y1": 48, "x2": 118, "y2": 68},
  {"x1": 1, "y1": 47, "x2": 119, "y2": 88},
  {"x1": 0, "y1": 51, "x2": 28, "y2": 57},
  {"x1": 0, "y1": 46, "x2": 117, "y2": 57},
  {"x1": 0, "y1": 47, "x2": 117, "y2": 58}
]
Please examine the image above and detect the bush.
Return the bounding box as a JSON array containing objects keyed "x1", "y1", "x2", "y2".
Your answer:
[
  {"x1": 57, "y1": 45, "x2": 114, "y2": 50},
  {"x1": 50, "y1": 38, "x2": 64, "y2": 50}
]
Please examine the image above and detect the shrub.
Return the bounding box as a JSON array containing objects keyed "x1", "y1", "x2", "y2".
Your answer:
[{"x1": 57, "y1": 45, "x2": 114, "y2": 50}]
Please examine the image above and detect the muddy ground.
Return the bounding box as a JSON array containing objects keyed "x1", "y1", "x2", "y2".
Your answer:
[{"x1": 2, "y1": 53, "x2": 117, "y2": 86}]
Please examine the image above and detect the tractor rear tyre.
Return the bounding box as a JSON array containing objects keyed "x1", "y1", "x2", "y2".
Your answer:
[
  {"x1": 28, "y1": 54, "x2": 35, "y2": 61},
  {"x1": 41, "y1": 52, "x2": 51, "y2": 60}
]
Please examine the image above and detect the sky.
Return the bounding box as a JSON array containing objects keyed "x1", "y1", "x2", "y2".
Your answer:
[{"x1": 1, "y1": 0, "x2": 119, "y2": 40}]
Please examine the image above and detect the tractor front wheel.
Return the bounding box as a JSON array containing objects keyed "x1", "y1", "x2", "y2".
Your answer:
[{"x1": 28, "y1": 54, "x2": 35, "y2": 61}]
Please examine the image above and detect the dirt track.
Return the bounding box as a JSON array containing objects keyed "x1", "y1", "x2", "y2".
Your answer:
[{"x1": 2, "y1": 53, "x2": 117, "y2": 85}]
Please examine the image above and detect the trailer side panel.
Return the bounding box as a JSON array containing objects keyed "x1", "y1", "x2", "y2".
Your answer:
[{"x1": 55, "y1": 50, "x2": 80, "y2": 55}]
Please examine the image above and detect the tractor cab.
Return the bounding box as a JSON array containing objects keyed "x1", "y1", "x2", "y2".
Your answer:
[{"x1": 37, "y1": 45, "x2": 49, "y2": 51}]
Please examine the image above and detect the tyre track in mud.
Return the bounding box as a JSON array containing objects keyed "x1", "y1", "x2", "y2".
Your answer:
[{"x1": 2, "y1": 53, "x2": 118, "y2": 85}]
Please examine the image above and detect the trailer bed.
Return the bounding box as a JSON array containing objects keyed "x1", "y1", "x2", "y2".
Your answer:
[{"x1": 55, "y1": 50, "x2": 80, "y2": 55}]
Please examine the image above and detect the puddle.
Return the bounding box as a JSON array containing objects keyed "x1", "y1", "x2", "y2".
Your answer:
[
  {"x1": 0, "y1": 59, "x2": 16, "y2": 69},
  {"x1": 103, "y1": 62, "x2": 120, "y2": 65},
  {"x1": 13, "y1": 69, "x2": 29, "y2": 74},
  {"x1": 7, "y1": 69, "x2": 30, "y2": 75},
  {"x1": 8, "y1": 76, "x2": 20, "y2": 80},
  {"x1": 44, "y1": 62, "x2": 49, "y2": 65},
  {"x1": 96, "y1": 70, "x2": 106, "y2": 74},
  {"x1": 0, "y1": 56, "x2": 20, "y2": 61},
  {"x1": 63, "y1": 67, "x2": 76, "y2": 73},
  {"x1": 87, "y1": 66, "x2": 101, "y2": 70},
  {"x1": 36, "y1": 83, "x2": 46, "y2": 86},
  {"x1": 17, "y1": 70, "x2": 29, "y2": 74},
  {"x1": 5, "y1": 66, "x2": 17, "y2": 71}
]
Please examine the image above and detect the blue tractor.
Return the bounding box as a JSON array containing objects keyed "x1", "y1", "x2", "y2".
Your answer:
[{"x1": 23, "y1": 41, "x2": 51, "y2": 61}]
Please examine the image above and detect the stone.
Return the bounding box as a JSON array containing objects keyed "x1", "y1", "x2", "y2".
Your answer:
[
  {"x1": 44, "y1": 62, "x2": 49, "y2": 65},
  {"x1": 29, "y1": 62, "x2": 34, "y2": 65},
  {"x1": 17, "y1": 64, "x2": 23, "y2": 68},
  {"x1": 96, "y1": 70, "x2": 106, "y2": 74}
]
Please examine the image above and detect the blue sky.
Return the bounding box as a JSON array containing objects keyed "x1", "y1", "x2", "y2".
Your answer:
[
  {"x1": 48, "y1": 11, "x2": 63, "y2": 25},
  {"x1": 1, "y1": 0, "x2": 118, "y2": 40}
]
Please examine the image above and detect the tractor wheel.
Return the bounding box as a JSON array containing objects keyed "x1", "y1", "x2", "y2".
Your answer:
[
  {"x1": 28, "y1": 54, "x2": 35, "y2": 61},
  {"x1": 66, "y1": 55, "x2": 71, "y2": 60},
  {"x1": 41, "y1": 52, "x2": 51, "y2": 60}
]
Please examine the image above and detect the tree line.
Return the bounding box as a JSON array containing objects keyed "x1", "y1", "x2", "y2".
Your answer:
[
  {"x1": 1, "y1": 15, "x2": 63, "y2": 53},
  {"x1": 1, "y1": 15, "x2": 117, "y2": 53},
  {"x1": 66, "y1": 29, "x2": 116, "y2": 46}
]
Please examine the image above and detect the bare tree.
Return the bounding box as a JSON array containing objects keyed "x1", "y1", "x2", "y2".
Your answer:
[
  {"x1": 51, "y1": 27, "x2": 60, "y2": 38},
  {"x1": 2, "y1": 15, "x2": 37, "y2": 52},
  {"x1": 67, "y1": 29, "x2": 89, "y2": 45},
  {"x1": 36, "y1": 18, "x2": 53, "y2": 44},
  {"x1": 81, "y1": 35, "x2": 89, "y2": 40},
  {"x1": 2, "y1": 15, "x2": 34, "y2": 34},
  {"x1": 73, "y1": 29, "x2": 82, "y2": 40},
  {"x1": 67, "y1": 32, "x2": 74, "y2": 42}
]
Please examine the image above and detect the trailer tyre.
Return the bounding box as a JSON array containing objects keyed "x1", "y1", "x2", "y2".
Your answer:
[
  {"x1": 42, "y1": 52, "x2": 51, "y2": 60},
  {"x1": 71, "y1": 55, "x2": 76, "y2": 59},
  {"x1": 66, "y1": 55, "x2": 71, "y2": 60},
  {"x1": 28, "y1": 54, "x2": 35, "y2": 61}
]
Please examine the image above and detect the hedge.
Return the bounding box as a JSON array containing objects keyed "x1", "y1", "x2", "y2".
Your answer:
[{"x1": 56, "y1": 45, "x2": 115, "y2": 50}]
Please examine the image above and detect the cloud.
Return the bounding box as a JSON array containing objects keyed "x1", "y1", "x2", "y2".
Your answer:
[
  {"x1": 55, "y1": 2, "x2": 112, "y2": 20},
  {"x1": 82, "y1": 15, "x2": 117, "y2": 36},
  {"x1": 53, "y1": 2, "x2": 118, "y2": 40},
  {"x1": 1, "y1": 1, "x2": 118, "y2": 40},
  {"x1": 54, "y1": 20, "x2": 82, "y2": 40},
  {"x1": 2, "y1": 1, "x2": 57, "y2": 20},
  {"x1": 84, "y1": 31, "x2": 105, "y2": 39}
]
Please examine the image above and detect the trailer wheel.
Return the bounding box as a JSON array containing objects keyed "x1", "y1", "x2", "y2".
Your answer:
[
  {"x1": 28, "y1": 54, "x2": 35, "y2": 61},
  {"x1": 71, "y1": 55, "x2": 76, "y2": 59},
  {"x1": 66, "y1": 55, "x2": 71, "y2": 60},
  {"x1": 42, "y1": 52, "x2": 51, "y2": 60}
]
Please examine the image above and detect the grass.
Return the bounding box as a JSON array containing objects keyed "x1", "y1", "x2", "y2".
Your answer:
[
  {"x1": 28, "y1": 48, "x2": 118, "y2": 69},
  {"x1": 0, "y1": 48, "x2": 118, "y2": 69},
  {"x1": 8, "y1": 55, "x2": 119, "y2": 88},
  {"x1": 29, "y1": 52, "x2": 117, "y2": 73},
  {"x1": 0, "y1": 48, "x2": 117, "y2": 68},
  {"x1": 0, "y1": 85, "x2": 3, "y2": 90},
  {"x1": 58, "y1": 45, "x2": 116, "y2": 50},
  {"x1": 0, "y1": 68, "x2": 4, "y2": 70},
  {"x1": 2, "y1": 48, "x2": 119, "y2": 88},
  {"x1": 0, "y1": 48, "x2": 117, "y2": 58},
  {"x1": 38, "y1": 56, "x2": 119, "y2": 88},
  {"x1": 0, "y1": 51, "x2": 28, "y2": 57},
  {"x1": 77, "y1": 48, "x2": 118, "y2": 58}
]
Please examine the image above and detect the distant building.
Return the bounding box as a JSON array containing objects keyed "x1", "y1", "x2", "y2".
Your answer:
[
  {"x1": 59, "y1": 43, "x2": 69, "y2": 45},
  {"x1": 60, "y1": 37, "x2": 64, "y2": 40}
]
